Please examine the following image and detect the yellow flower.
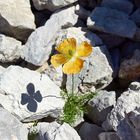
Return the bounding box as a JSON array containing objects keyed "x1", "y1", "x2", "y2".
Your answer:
[{"x1": 50, "y1": 38, "x2": 92, "y2": 74}]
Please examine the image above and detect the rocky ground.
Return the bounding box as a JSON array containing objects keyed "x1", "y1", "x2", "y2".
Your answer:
[{"x1": 0, "y1": 0, "x2": 140, "y2": 140}]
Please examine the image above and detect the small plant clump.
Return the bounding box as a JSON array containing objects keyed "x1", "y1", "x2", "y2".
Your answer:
[
  {"x1": 50, "y1": 37, "x2": 95, "y2": 125},
  {"x1": 60, "y1": 91, "x2": 96, "y2": 125}
]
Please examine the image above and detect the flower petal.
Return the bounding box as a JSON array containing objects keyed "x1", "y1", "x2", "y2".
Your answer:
[
  {"x1": 51, "y1": 54, "x2": 67, "y2": 67},
  {"x1": 56, "y1": 38, "x2": 76, "y2": 58},
  {"x1": 62, "y1": 58, "x2": 84, "y2": 74},
  {"x1": 76, "y1": 41, "x2": 92, "y2": 57}
]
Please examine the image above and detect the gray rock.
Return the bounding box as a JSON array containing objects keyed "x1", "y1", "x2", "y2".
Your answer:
[
  {"x1": 32, "y1": 0, "x2": 78, "y2": 11},
  {"x1": 0, "y1": 107, "x2": 28, "y2": 140},
  {"x1": 119, "y1": 49, "x2": 140, "y2": 80},
  {"x1": 21, "y1": 6, "x2": 78, "y2": 66},
  {"x1": 87, "y1": 90, "x2": 116, "y2": 125},
  {"x1": 117, "y1": 108, "x2": 140, "y2": 140},
  {"x1": 0, "y1": 66, "x2": 64, "y2": 122},
  {"x1": 0, "y1": 0, "x2": 35, "y2": 41},
  {"x1": 66, "y1": 45, "x2": 113, "y2": 92},
  {"x1": 87, "y1": 7, "x2": 137, "y2": 38},
  {"x1": 78, "y1": 122, "x2": 103, "y2": 140},
  {"x1": 102, "y1": 82, "x2": 140, "y2": 131},
  {"x1": 130, "y1": 8, "x2": 140, "y2": 26},
  {"x1": 99, "y1": 132, "x2": 120, "y2": 140},
  {"x1": 30, "y1": 122, "x2": 81, "y2": 140},
  {"x1": 0, "y1": 34, "x2": 22, "y2": 62},
  {"x1": 101, "y1": 0, "x2": 133, "y2": 14}
]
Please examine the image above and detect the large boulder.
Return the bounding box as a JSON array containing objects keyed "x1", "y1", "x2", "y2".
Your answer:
[
  {"x1": 87, "y1": 7, "x2": 136, "y2": 38},
  {"x1": 0, "y1": 107, "x2": 28, "y2": 140},
  {"x1": 0, "y1": 0, "x2": 35, "y2": 41},
  {"x1": 21, "y1": 6, "x2": 78, "y2": 66},
  {"x1": 0, "y1": 66, "x2": 64, "y2": 122},
  {"x1": 32, "y1": 0, "x2": 78, "y2": 11},
  {"x1": 0, "y1": 34, "x2": 22, "y2": 63}
]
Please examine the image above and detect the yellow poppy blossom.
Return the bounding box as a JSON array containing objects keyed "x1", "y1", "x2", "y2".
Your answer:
[{"x1": 50, "y1": 38, "x2": 92, "y2": 74}]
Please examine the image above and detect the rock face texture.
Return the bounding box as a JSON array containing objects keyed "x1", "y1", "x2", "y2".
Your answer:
[
  {"x1": 87, "y1": 7, "x2": 136, "y2": 38},
  {"x1": 32, "y1": 0, "x2": 78, "y2": 11},
  {"x1": 0, "y1": 0, "x2": 35, "y2": 41},
  {"x1": 103, "y1": 82, "x2": 140, "y2": 131},
  {"x1": 0, "y1": 34, "x2": 22, "y2": 62},
  {"x1": 30, "y1": 122, "x2": 81, "y2": 140},
  {"x1": 87, "y1": 90, "x2": 116, "y2": 125},
  {"x1": 117, "y1": 108, "x2": 140, "y2": 140},
  {"x1": 21, "y1": 6, "x2": 78, "y2": 66},
  {"x1": 0, "y1": 107, "x2": 28, "y2": 140},
  {"x1": 0, "y1": 66, "x2": 64, "y2": 122}
]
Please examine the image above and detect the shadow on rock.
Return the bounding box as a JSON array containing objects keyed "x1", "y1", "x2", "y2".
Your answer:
[{"x1": 21, "y1": 83, "x2": 42, "y2": 112}]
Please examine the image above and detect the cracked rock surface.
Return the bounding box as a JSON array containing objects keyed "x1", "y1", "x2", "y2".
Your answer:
[{"x1": 0, "y1": 66, "x2": 64, "y2": 122}]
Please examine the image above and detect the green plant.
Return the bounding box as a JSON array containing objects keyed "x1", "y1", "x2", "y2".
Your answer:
[
  {"x1": 49, "y1": 38, "x2": 95, "y2": 125},
  {"x1": 59, "y1": 91, "x2": 96, "y2": 125}
]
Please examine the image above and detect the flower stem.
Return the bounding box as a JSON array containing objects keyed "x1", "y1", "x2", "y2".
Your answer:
[{"x1": 72, "y1": 74, "x2": 74, "y2": 95}]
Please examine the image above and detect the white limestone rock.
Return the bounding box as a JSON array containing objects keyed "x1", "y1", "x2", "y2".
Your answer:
[
  {"x1": 0, "y1": 66, "x2": 64, "y2": 122},
  {"x1": 21, "y1": 6, "x2": 78, "y2": 66},
  {"x1": 0, "y1": 0, "x2": 35, "y2": 41},
  {"x1": 30, "y1": 122, "x2": 81, "y2": 140},
  {"x1": 0, "y1": 107, "x2": 28, "y2": 140},
  {"x1": 0, "y1": 34, "x2": 22, "y2": 62},
  {"x1": 32, "y1": 0, "x2": 78, "y2": 11}
]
